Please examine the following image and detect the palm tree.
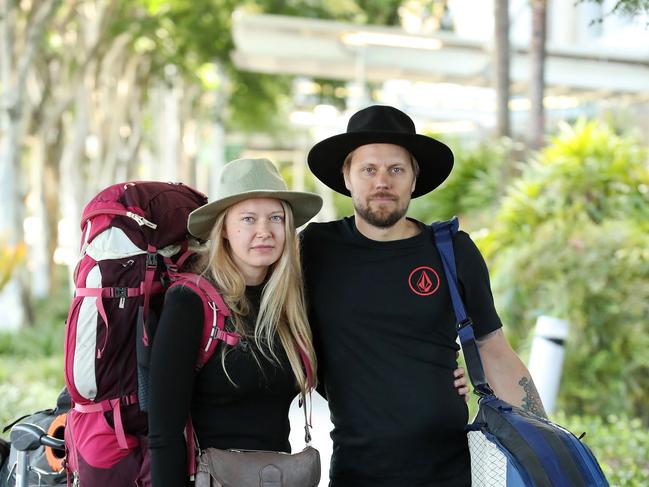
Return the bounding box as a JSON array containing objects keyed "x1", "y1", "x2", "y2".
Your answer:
[
  {"x1": 581, "y1": 0, "x2": 649, "y2": 17},
  {"x1": 529, "y1": 0, "x2": 547, "y2": 149},
  {"x1": 494, "y1": 0, "x2": 511, "y2": 137}
]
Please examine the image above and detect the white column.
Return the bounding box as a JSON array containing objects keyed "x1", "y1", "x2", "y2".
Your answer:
[
  {"x1": 527, "y1": 315, "x2": 569, "y2": 415},
  {"x1": 346, "y1": 46, "x2": 369, "y2": 112},
  {"x1": 549, "y1": 0, "x2": 578, "y2": 46},
  {"x1": 208, "y1": 122, "x2": 226, "y2": 199},
  {"x1": 161, "y1": 65, "x2": 180, "y2": 182}
]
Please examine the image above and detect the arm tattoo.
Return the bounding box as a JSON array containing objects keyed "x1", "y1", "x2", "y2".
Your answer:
[{"x1": 518, "y1": 377, "x2": 547, "y2": 418}]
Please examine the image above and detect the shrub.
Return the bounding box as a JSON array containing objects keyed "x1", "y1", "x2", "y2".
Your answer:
[
  {"x1": 0, "y1": 241, "x2": 27, "y2": 291},
  {"x1": 0, "y1": 269, "x2": 68, "y2": 437},
  {"x1": 557, "y1": 413, "x2": 649, "y2": 486},
  {"x1": 409, "y1": 137, "x2": 515, "y2": 225},
  {"x1": 0, "y1": 355, "x2": 65, "y2": 435},
  {"x1": 330, "y1": 137, "x2": 518, "y2": 223},
  {"x1": 477, "y1": 120, "x2": 649, "y2": 420}
]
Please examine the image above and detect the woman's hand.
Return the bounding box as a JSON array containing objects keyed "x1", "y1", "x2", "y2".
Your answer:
[{"x1": 454, "y1": 367, "x2": 470, "y2": 403}]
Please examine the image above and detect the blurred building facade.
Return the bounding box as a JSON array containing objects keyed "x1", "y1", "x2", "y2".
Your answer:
[{"x1": 231, "y1": 1, "x2": 649, "y2": 143}]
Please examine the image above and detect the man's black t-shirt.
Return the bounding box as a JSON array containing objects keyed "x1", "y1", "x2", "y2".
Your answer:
[{"x1": 301, "y1": 217, "x2": 502, "y2": 487}]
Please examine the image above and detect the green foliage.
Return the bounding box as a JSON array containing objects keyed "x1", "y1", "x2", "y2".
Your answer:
[
  {"x1": 122, "y1": 0, "x2": 238, "y2": 72},
  {"x1": 0, "y1": 241, "x2": 27, "y2": 292},
  {"x1": 0, "y1": 325, "x2": 65, "y2": 438},
  {"x1": 111, "y1": 0, "x2": 408, "y2": 133},
  {"x1": 330, "y1": 137, "x2": 519, "y2": 222},
  {"x1": 0, "y1": 321, "x2": 64, "y2": 358},
  {"x1": 465, "y1": 390, "x2": 649, "y2": 483},
  {"x1": 227, "y1": 72, "x2": 294, "y2": 133},
  {"x1": 0, "y1": 358, "x2": 64, "y2": 439},
  {"x1": 487, "y1": 219, "x2": 649, "y2": 418},
  {"x1": 246, "y1": 0, "x2": 404, "y2": 24},
  {"x1": 477, "y1": 120, "x2": 649, "y2": 420},
  {"x1": 580, "y1": 0, "x2": 649, "y2": 18},
  {"x1": 408, "y1": 137, "x2": 516, "y2": 226},
  {"x1": 557, "y1": 413, "x2": 649, "y2": 485},
  {"x1": 482, "y1": 120, "x2": 648, "y2": 253},
  {"x1": 464, "y1": 405, "x2": 649, "y2": 485},
  {"x1": 0, "y1": 270, "x2": 68, "y2": 437},
  {"x1": 333, "y1": 191, "x2": 354, "y2": 218}
]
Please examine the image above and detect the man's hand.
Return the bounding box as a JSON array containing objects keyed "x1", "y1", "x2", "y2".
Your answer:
[{"x1": 454, "y1": 367, "x2": 470, "y2": 403}]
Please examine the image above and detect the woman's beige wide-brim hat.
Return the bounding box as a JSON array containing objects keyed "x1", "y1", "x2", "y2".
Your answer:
[{"x1": 187, "y1": 158, "x2": 323, "y2": 240}]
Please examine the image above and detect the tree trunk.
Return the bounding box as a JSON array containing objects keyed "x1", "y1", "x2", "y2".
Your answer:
[
  {"x1": 59, "y1": 86, "x2": 89, "y2": 289},
  {"x1": 207, "y1": 61, "x2": 229, "y2": 198},
  {"x1": 179, "y1": 82, "x2": 201, "y2": 187},
  {"x1": 28, "y1": 134, "x2": 50, "y2": 298},
  {"x1": 43, "y1": 119, "x2": 64, "y2": 293},
  {"x1": 160, "y1": 72, "x2": 181, "y2": 182},
  {"x1": 494, "y1": 0, "x2": 511, "y2": 138},
  {"x1": 0, "y1": 0, "x2": 18, "y2": 241},
  {"x1": 0, "y1": 0, "x2": 61, "y2": 327},
  {"x1": 529, "y1": 0, "x2": 547, "y2": 150},
  {"x1": 0, "y1": 0, "x2": 24, "y2": 330},
  {"x1": 27, "y1": 75, "x2": 65, "y2": 298}
]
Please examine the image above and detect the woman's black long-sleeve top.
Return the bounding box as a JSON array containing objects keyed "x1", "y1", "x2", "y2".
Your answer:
[{"x1": 148, "y1": 285, "x2": 297, "y2": 487}]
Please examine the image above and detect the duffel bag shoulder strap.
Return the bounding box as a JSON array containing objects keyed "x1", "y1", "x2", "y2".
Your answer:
[{"x1": 431, "y1": 217, "x2": 494, "y2": 397}]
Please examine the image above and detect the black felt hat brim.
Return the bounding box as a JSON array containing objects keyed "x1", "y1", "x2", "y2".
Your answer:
[{"x1": 307, "y1": 130, "x2": 454, "y2": 198}]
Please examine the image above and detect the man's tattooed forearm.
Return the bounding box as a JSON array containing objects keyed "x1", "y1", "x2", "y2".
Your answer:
[{"x1": 518, "y1": 377, "x2": 547, "y2": 418}]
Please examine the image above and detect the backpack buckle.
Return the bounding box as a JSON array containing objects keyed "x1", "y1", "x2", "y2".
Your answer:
[
  {"x1": 113, "y1": 287, "x2": 128, "y2": 298},
  {"x1": 474, "y1": 384, "x2": 495, "y2": 398},
  {"x1": 114, "y1": 287, "x2": 128, "y2": 309},
  {"x1": 146, "y1": 253, "x2": 157, "y2": 268},
  {"x1": 456, "y1": 318, "x2": 473, "y2": 331}
]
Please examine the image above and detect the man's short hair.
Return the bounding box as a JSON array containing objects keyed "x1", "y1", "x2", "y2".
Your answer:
[{"x1": 342, "y1": 148, "x2": 420, "y2": 178}]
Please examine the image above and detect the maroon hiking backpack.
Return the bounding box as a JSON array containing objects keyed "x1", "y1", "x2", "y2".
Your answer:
[{"x1": 63, "y1": 182, "x2": 241, "y2": 486}]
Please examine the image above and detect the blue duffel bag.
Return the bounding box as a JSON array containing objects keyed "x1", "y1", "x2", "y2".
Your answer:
[{"x1": 432, "y1": 218, "x2": 608, "y2": 487}]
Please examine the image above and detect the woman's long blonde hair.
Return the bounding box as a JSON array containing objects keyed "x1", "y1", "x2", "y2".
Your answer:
[{"x1": 202, "y1": 200, "x2": 316, "y2": 393}]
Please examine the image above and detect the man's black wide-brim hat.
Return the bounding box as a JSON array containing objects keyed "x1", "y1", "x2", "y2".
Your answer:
[{"x1": 307, "y1": 105, "x2": 454, "y2": 198}]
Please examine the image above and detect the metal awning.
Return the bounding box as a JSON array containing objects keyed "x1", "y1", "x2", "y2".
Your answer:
[{"x1": 231, "y1": 11, "x2": 649, "y2": 97}]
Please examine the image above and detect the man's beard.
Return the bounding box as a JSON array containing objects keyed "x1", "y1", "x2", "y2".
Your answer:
[{"x1": 353, "y1": 195, "x2": 410, "y2": 229}]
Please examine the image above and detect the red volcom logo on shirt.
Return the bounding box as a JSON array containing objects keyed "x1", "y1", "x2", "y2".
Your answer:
[{"x1": 408, "y1": 266, "x2": 440, "y2": 296}]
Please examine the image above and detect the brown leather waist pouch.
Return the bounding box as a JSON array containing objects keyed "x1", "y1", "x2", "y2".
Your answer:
[{"x1": 195, "y1": 445, "x2": 321, "y2": 487}]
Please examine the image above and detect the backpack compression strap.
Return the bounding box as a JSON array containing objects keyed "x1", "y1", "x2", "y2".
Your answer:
[
  {"x1": 72, "y1": 394, "x2": 139, "y2": 450},
  {"x1": 74, "y1": 281, "x2": 165, "y2": 358},
  {"x1": 431, "y1": 217, "x2": 494, "y2": 397}
]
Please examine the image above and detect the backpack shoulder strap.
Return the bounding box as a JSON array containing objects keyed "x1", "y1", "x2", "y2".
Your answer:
[
  {"x1": 167, "y1": 272, "x2": 241, "y2": 372},
  {"x1": 167, "y1": 272, "x2": 241, "y2": 479},
  {"x1": 431, "y1": 216, "x2": 494, "y2": 397}
]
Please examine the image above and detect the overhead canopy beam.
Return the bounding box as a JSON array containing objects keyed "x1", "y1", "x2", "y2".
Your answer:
[{"x1": 231, "y1": 11, "x2": 649, "y2": 96}]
